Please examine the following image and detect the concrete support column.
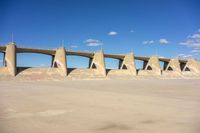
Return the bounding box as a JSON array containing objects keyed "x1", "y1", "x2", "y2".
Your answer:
[
  {"x1": 145, "y1": 56, "x2": 161, "y2": 75},
  {"x1": 53, "y1": 47, "x2": 67, "y2": 76},
  {"x1": 166, "y1": 59, "x2": 181, "y2": 72},
  {"x1": 183, "y1": 59, "x2": 200, "y2": 75},
  {"x1": 120, "y1": 54, "x2": 137, "y2": 75},
  {"x1": 138, "y1": 56, "x2": 161, "y2": 76},
  {"x1": 165, "y1": 59, "x2": 181, "y2": 75},
  {"x1": 5, "y1": 43, "x2": 16, "y2": 76},
  {"x1": 90, "y1": 51, "x2": 106, "y2": 76}
]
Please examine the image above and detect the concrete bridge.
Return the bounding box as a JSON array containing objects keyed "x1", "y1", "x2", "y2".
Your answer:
[{"x1": 0, "y1": 42, "x2": 200, "y2": 78}]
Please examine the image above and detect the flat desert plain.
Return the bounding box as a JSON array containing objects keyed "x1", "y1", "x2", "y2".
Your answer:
[{"x1": 0, "y1": 79, "x2": 200, "y2": 133}]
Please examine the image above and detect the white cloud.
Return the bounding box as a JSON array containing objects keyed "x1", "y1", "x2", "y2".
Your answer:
[
  {"x1": 183, "y1": 54, "x2": 193, "y2": 58},
  {"x1": 177, "y1": 54, "x2": 185, "y2": 57},
  {"x1": 149, "y1": 40, "x2": 154, "y2": 44},
  {"x1": 180, "y1": 29, "x2": 200, "y2": 58},
  {"x1": 70, "y1": 45, "x2": 78, "y2": 48},
  {"x1": 177, "y1": 54, "x2": 193, "y2": 59},
  {"x1": 180, "y1": 33, "x2": 200, "y2": 49},
  {"x1": 159, "y1": 56, "x2": 165, "y2": 58},
  {"x1": 188, "y1": 34, "x2": 200, "y2": 39},
  {"x1": 159, "y1": 38, "x2": 169, "y2": 44},
  {"x1": 130, "y1": 30, "x2": 134, "y2": 33},
  {"x1": 108, "y1": 31, "x2": 118, "y2": 36},
  {"x1": 180, "y1": 40, "x2": 200, "y2": 48},
  {"x1": 84, "y1": 39, "x2": 103, "y2": 47},
  {"x1": 191, "y1": 49, "x2": 200, "y2": 54},
  {"x1": 143, "y1": 40, "x2": 154, "y2": 45},
  {"x1": 143, "y1": 41, "x2": 148, "y2": 45}
]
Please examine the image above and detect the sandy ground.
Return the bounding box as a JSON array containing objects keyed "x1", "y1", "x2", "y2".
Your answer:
[{"x1": 0, "y1": 79, "x2": 200, "y2": 133}]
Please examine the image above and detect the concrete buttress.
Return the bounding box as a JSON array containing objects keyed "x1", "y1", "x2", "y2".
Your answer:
[
  {"x1": 163, "y1": 58, "x2": 181, "y2": 76},
  {"x1": 53, "y1": 47, "x2": 67, "y2": 76},
  {"x1": 183, "y1": 59, "x2": 200, "y2": 75},
  {"x1": 90, "y1": 51, "x2": 106, "y2": 76},
  {"x1": 5, "y1": 43, "x2": 16, "y2": 76},
  {"x1": 120, "y1": 54, "x2": 136, "y2": 75},
  {"x1": 138, "y1": 56, "x2": 161, "y2": 76}
]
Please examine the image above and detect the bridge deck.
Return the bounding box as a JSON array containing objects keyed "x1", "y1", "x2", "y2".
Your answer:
[
  {"x1": 17, "y1": 47, "x2": 56, "y2": 55},
  {"x1": 0, "y1": 45, "x2": 189, "y2": 63},
  {"x1": 0, "y1": 46, "x2": 6, "y2": 52},
  {"x1": 66, "y1": 51, "x2": 94, "y2": 58}
]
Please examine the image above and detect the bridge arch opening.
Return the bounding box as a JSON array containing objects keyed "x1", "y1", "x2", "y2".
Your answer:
[
  {"x1": 91, "y1": 63, "x2": 97, "y2": 69},
  {"x1": 159, "y1": 61, "x2": 165, "y2": 70},
  {"x1": 17, "y1": 53, "x2": 52, "y2": 68},
  {"x1": 135, "y1": 59, "x2": 145, "y2": 70},
  {"x1": 146, "y1": 65, "x2": 152, "y2": 70},
  {"x1": 66, "y1": 55, "x2": 90, "y2": 69},
  {"x1": 184, "y1": 67, "x2": 190, "y2": 71},
  {"x1": 104, "y1": 58, "x2": 121, "y2": 70},
  {"x1": 180, "y1": 62, "x2": 191, "y2": 71},
  {"x1": 121, "y1": 64, "x2": 128, "y2": 69},
  {"x1": 0, "y1": 53, "x2": 4, "y2": 67},
  {"x1": 167, "y1": 66, "x2": 173, "y2": 71}
]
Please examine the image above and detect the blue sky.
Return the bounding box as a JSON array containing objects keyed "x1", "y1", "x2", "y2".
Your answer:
[{"x1": 0, "y1": 0, "x2": 200, "y2": 68}]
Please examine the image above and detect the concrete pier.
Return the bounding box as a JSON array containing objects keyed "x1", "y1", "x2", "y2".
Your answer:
[
  {"x1": 52, "y1": 47, "x2": 67, "y2": 76},
  {"x1": 162, "y1": 59, "x2": 182, "y2": 76},
  {"x1": 182, "y1": 59, "x2": 200, "y2": 76},
  {"x1": 90, "y1": 51, "x2": 106, "y2": 77},
  {"x1": 120, "y1": 54, "x2": 137, "y2": 75},
  {"x1": 5, "y1": 43, "x2": 16, "y2": 76},
  {"x1": 138, "y1": 56, "x2": 161, "y2": 76}
]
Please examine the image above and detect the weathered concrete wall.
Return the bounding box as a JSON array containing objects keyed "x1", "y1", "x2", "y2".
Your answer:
[
  {"x1": 17, "y1": 68, "x2": 60, "y2": 75},
  {"x1": 67, "y1": 69, "x2": 105, "y2": 79},
  {"x1": 162, "y1": 59, "x2": 182, "y2": 76},
  {"x1": 107, "y1": 69, "x2": 133, "y2": 76},
  {"x1": 52, "y1": 47, "x2": 67, "y2": 76},
  {"x1": 138, "y1": 56, "x2": 161, "y2": 76},
  {"x1": 16, "y1": 68, "x2": 62, "y2": 80}
]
